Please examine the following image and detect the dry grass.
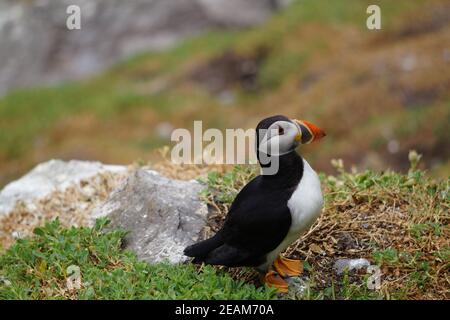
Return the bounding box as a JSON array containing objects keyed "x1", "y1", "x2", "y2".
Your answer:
[
  {"x1": 149, "y1": 146, "x2": 232, "y2": 181},
  {"x1": 197, "y1": 154, "x2": 449, "y2": 299},
  {"x1": 0, "y1": 170, "x2": 127, "y2": 251}
]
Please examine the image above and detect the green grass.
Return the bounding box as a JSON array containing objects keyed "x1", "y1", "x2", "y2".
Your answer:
[
  {"x1": 0, "y1": 0, "x2": 428, "y2": 163},
  {"x1": 0, "y1": 218, "x2": 276, "y2": 300}
]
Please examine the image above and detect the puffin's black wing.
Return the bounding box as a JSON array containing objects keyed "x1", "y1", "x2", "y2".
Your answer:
[{"x1": 184, "y1": 176, "x2": 292, "y2": 267}]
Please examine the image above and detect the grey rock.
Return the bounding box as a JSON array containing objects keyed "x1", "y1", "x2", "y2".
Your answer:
[
  {"x1": 0, "y1": 0, "x2": 290, "y2": 96},
  {"x1": 333, "y1": 258, "x2": 371, "y2": 275},
  {"x1": 0, "y1": 159, "x2": 126, "y2": 215},
  {"x1": 93, "y1": 169, "x2": 208, "y2": 264}
]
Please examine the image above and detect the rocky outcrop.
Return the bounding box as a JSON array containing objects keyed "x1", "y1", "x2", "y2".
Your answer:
[
  {"x1": 93, "y1": 169, "x2": 208, "y2": 264},
  {"x1": 0, "y1": 159, "x2": 126, "y2": 215},
  {"x1": 0, "y1": 0, "x2": 290, "y2": 95},
  {"x1": 0, "y1": 160, "x2": 209, "y2": 264}
]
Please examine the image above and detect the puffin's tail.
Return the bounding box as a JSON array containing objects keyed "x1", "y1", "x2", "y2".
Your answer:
[{"x1": 184, "y1": 234, "x2": 223, "y2": 262}]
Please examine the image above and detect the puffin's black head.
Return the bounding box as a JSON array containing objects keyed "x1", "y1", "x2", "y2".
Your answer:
[{"x1": 256, "y1": 115, "x2": 326, "y2": 161}]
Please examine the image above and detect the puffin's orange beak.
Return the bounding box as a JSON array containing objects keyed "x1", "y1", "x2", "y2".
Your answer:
[{"x1": 293, "y1": 119, "x2": 326, "y2": 144}]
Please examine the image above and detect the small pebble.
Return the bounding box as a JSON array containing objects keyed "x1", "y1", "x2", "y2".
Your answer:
[
  {"x1": 11, "y1": 231, "x2": 22, "y2": 239},
  {"x1": 333, "y1": 258, "x2": 370, "y2": 275}
]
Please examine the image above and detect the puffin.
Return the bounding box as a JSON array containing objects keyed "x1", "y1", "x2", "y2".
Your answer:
[{"x1": 184, "y1": 115, "x2": 326, "y2": 292}]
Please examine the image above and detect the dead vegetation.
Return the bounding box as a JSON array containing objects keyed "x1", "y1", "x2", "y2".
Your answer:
[
  {"x1": 195, "y1": 153, "x2": 450, "y2": 299},
  {"x1": 0, "y1": 170, "x2": 127, "y2": 250}
]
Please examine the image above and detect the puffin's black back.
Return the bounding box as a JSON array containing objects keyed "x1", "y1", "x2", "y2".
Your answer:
[{"x1": 184, "y1": 115, "x2": 304, "y2": 268}]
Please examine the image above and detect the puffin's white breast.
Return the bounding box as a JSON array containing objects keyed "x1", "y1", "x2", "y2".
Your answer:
[
  {"x1": 286, "y1": 159, "x2": 323, "y2": 236},
  {"x1": 259, "y1": 158, "x2": 323, "y2": 271}
]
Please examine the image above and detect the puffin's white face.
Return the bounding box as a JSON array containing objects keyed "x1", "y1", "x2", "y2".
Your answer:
[
  {"x1": 258, "y1": 120, "x2": 301, "y2": 156},
  {"x1": 258, "y1": 118, "x2": 326, "y2": 156}
]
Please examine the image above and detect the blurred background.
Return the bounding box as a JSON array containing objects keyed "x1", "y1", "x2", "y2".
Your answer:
[{"x1": 0, "y1": 0, "x2": 449, "y2": 187}]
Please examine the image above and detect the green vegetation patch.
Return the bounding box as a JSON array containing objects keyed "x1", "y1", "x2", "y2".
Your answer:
[{"x1": 0, "y1": 219, "x2": 276, "y2": 300}]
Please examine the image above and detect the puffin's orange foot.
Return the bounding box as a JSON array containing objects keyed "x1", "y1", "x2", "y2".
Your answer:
[
  {"x1": 262, "y1": 270, "x2": 289, "y2": 293},
  {"x1": 273, "y1": 255, "x2": 303, "y2": 278}
]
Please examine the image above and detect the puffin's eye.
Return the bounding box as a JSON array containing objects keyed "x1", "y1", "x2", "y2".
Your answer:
[{"x1": 278, "y1": 126, "x2": 284, "y2": 135}]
